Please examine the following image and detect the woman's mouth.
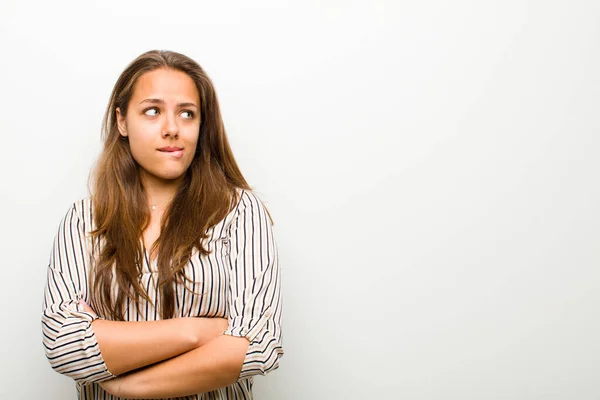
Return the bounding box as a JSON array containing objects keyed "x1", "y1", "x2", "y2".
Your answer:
[{"x1": 158, "y1": 147, "x2": 184, "y2": 158}]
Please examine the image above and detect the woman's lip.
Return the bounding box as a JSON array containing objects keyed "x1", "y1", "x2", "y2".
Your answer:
[{"x1": 158, "y1": 149, "x2": 184, "y2": 158}]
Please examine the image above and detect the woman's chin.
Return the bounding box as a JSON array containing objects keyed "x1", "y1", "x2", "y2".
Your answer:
[{"x1": 141, "y1": 168, "x2": 187, "y2": 183}]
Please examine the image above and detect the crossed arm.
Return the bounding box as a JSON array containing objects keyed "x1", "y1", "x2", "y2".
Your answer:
[
  {"x1": 42, "y1": 192, "x2": 283, "y2": 397},
  {"x1": 87, "y1": 307, "x2": 230, "y2": 376},
  {"x1": 82, "y1": 303, "x2": 250, "y2": 398},
  {"x1": 106, "y1": 335, "x2": 249, "y2": 397},
  {"x1": 42, "y1": 240, "x2": 249, "y2": 397}
]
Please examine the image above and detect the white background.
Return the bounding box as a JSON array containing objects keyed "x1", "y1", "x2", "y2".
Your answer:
[{"x1": 1, "y1": 0, "x2": 599, "y2": 399}]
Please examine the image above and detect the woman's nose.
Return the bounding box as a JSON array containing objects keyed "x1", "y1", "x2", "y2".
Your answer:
[{"x1": 162, "y1": 113, "x2": 179, "y2": 138}]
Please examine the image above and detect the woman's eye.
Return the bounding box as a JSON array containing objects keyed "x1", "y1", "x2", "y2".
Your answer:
[
  {"x1": 181, "y1": 110, "x2": 194, "y2": 119},
  {"x1": 142, "y1": 108, "x2": 194, "y2": 119}
]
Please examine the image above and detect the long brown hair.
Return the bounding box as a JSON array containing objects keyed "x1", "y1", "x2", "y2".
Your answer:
[{"x1": 89, "y1": 49, "x2": 251, "y2": 321}]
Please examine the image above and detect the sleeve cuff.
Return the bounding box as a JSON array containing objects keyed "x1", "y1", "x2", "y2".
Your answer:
[
  {"x1": 222, "y1": 307, "x2": 271, "y2": 342},
  {"x1": 65, "y1": 297, "x2": 102, "y2": 323}
]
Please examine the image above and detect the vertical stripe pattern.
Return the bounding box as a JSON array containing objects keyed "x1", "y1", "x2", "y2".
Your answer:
[{"x1": 41, "y1": 189, "x2": 284, "y2": 399}]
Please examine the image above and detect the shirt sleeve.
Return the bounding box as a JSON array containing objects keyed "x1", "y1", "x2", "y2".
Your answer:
[
  {"x1": 41, "y1": 202, "x2": 116, "y2": 384},
  {"x1": 222, "y1": 190, "x2": 284, "y2": 379}
]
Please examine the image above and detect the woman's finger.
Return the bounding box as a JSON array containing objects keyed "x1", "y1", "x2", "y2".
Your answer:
[{"x1": 79, "y1": 299, "x2": 97, "y2": 315}]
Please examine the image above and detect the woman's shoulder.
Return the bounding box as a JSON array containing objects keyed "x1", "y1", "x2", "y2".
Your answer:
[
  {"x1": 73, "y1": 196, "x2": 93, "y2": 215},
  {"x1": 230, "y1": 188, "x2": 271, "y2": 216},
  {"x1": 63, "y1": 190, "x2": 272, "y2": 236},
  {"x1": 69, "y1": 190, "x2": 268, "y2": 218},
  {"x1": 210, "y1": 188, "x2": 269, "y2": 234},
  {"x1": 63, "y1": 196, "x2": 94, "y2": 231}
]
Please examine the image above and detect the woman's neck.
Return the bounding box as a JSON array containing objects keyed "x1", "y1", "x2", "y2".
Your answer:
[{"x1": 140, "y1": 171, "x2": 185, "y2": 211}]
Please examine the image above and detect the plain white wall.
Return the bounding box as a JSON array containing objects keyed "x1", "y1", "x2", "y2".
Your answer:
[{"x1": 1, "y1": 0, "x2": 598, "y2": 398}]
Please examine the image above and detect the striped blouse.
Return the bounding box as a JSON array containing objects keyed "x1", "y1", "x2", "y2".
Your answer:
[{"x1": 41, "y1": 188, "x2": 284, "y2": 399}]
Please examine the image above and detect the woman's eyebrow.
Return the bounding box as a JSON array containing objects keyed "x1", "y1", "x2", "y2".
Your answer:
[{"x1": 139, "y1": 98, "x2": 199, "y2": 109}]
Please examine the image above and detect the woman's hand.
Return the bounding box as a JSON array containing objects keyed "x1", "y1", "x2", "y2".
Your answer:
[{"x1": 79, "y1": 298, "x2": 98, "y2": 318}]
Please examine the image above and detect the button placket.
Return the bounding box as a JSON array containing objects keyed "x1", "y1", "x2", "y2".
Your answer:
[{"x1": 222, "y1": 237, "x2": 230, "y2": 257}]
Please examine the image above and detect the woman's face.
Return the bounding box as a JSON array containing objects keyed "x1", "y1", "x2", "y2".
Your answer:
[{"x1": 116, "y1": 68, "x2": 201, "y2": 185}]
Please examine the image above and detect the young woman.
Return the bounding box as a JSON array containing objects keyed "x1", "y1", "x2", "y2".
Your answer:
[{"x1": 41, "y1": 50, "x2": 283, "y2": 399}]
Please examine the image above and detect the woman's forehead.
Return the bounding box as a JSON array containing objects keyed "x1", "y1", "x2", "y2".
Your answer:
[{"x1": 132, "y1": 68, "x2": 200, "y2": 106}]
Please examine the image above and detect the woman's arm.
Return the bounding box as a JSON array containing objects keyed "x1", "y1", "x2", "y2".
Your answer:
[
  {"x1": 80, "y1": 296, "x2": 228, "y2": 376},
  {"x1": 102, "y1": 335, "x2": 250, "y2": 398},
  {"x1": 101, "y1": 190, "x2": 284, "y2": 398},
  {"x1": 42, "y1": 203, "x2": 227, "y2": 383},
  {"x1": 90, "y1": 315, "x2": 228, "y2": 376}
]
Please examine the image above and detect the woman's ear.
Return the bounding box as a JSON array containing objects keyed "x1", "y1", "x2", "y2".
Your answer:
[{"x1": 116, "y1": 107, "x2": 128, "y2": 137}]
